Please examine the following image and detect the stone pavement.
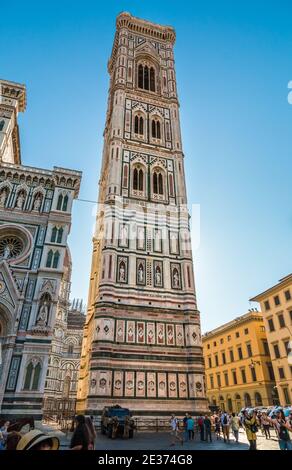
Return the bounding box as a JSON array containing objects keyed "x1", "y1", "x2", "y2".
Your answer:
[{"x1": 59, "y1": 429, "x2": 281, "y2": 450}]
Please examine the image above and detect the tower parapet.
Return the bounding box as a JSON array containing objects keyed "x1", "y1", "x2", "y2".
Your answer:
[{"x1": 0, "y1": 79, "x2": 26, "y2": 165}]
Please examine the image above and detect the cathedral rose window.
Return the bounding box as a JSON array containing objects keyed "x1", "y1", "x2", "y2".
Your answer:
[
  {"x1": 0, "y1": 236, "x2": 24, "y2": 260},
  {"x1": 0, "y1": 224, "x2": 33, "y2": 263}
]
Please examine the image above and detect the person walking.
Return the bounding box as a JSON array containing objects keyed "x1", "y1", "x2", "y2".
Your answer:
[
  {"x1": 70, "y1": 415, "x2": 90, "y2": 450},
  {"x1": 221, "y1": 411, "x2": 230, "y2": 443},
  {"x1": 230, "y1": 413, "x2": 240, "y2": 443},
  {"x1": 261, "y1": 412, "x2": 271, "y2": 439},
  {"x1": 169, "y1": 415, "x2": 183, "y2": 446},
  {"x1": 243, "y1": 409, "x2": 258, "y2": 450},
  {"x1": 204, "y1": 415, "x2": 212, "y2": 442},
  {"x1": 183, "y1": 413, "x2": 189, "y2": 442},
  {"x1": 269, "y1": 410, "x2": 292, "y2": 451},
  {"x1": 85, "y1": 416, "x2": 96, "y2": 450},
  {"x1": 0, "y1": 421, "x2": 10, "y2": 450},
  {"x1": 198, "y1": 415, "x2": 205, "y2": 441},
  {"x1": 214, "y1": 414, "x2": 221, "y2": 440},
  {"x1": 187, "y1": 415, "x2": 195, "y2": 441}
]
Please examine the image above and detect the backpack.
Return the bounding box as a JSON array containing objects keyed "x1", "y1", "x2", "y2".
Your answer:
[
  {"x1": 279, "y1": 422, "x2": 290, "y2": 441},
  {"x1": 223, "y1": 415, "x2": 228, "y2": 425}
]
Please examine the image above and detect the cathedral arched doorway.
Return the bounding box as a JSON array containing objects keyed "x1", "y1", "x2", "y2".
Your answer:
[
  {"x1": 0, "y1": 303, "x2": 16, "y2": 406},
  {"x1": 0, "y1": 306, "x2": 12, "y2": 379}
]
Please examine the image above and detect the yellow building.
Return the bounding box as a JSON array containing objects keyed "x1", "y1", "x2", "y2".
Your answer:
[
  {"x1": 202, "y1": 311, "x2": 277, "y2": 412},
  {"x1": 250, "y1": 274, "x2": 292, "y2": 406}
]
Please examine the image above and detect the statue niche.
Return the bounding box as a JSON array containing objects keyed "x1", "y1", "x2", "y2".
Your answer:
[
  {"x1": 0, "y1": 188, "x2": 8, "y2": 207},
  {"x1": 32, "y1": 192, "x2": 43, "y2": 211},
  {"x1": 36, "y1": 293, "x2": 51, "y2": 328}
]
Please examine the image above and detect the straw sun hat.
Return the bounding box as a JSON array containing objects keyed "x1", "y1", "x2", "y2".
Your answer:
[{"x1": 16, "y1": 429, "x2": 60, "y2": 450}]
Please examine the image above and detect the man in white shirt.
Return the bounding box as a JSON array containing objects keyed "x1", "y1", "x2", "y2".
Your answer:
[{"x1": 170, "y1": 414, "x2": 183, "y2": 446}]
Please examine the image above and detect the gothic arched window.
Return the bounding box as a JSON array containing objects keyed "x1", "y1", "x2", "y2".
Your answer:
[
  {"x1": 57, "y1": 194, "x2": 63, "y2": 210},
  {"x1": 158, "y1": 173, "x2": 163, "y2": 195},
  {"x1": 138, "y1": 64, "x2": 144, "y2": 88},
  {"x1": 24, "y1": 362, "x2": 33, "y2": 389},
  {"x1": 32, "y1": 363, "x2": 41, "y2": 390},
  {"x1": 150, "y1": 67, "x2": 156, "y2": 92},
  {"x1": 153, "y1": 172, "x2": 158, "y2": 194},
  {"x1": 152, "y1": 120, "x2": 156, "y2": 138},
  {"x1": 134, "y1": 115, "x2": 144, "y2": 136},
  {"x1": 133, "y1": 167, "x2": 144, "y2": 193},
  {"x1": 134, "y1": 115, "x2": 139, "y2": 134},
  {"x1": 0, "y1": 120, "x2": 5, "y2": 131},
  {"x1": 156, "y1": 120, "x2": 161, "y2": 139},
  {"x1": 24, "y1": 361, "x2": 42, "y2": 391},
  {"x1": 139, "y1": 116, "x2": 144, "y2": 135},
  {"x1": 62, "y1": 195, "x2": 68, "y2": 211},
  {"x1": 144, "y1": 65, "x2": 149, "y2": 90},
  {"x1": 151, "y1": 119, "x2": 161, "y2": 139},
  {"x1": 52, "y1": 251, "x2": 60, "y2": 269},
  {"x1": 51, "y1": 227, "x2": 57, "y2": 243},
  {"x1": 138, "y1": 63, "x2": 156, "y2": 92},
  {"x1": 46, "y1": 250, "x2": 54, "y2": 268},
  {"x1": 57, "y1": 227, "x2": 63, "y2": 243},
  {"x1": 138, "y1": 169, "x2": 143, "y2": 191},
  {"x1": 133, "y1": 168, "x2": 138, "y2": 190}
]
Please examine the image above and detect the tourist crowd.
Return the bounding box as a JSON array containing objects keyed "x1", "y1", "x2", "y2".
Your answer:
[
  {"x1": 0, "y1": 408, "x2": 291, "y2": 450},
  {"x1": 169, "y1": 408, "x2": 292, "y2": 450}
]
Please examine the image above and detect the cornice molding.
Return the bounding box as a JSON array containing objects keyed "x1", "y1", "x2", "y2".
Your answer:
[{"x1": 0, "y1": 79, "x2": 27, "y2": 112}]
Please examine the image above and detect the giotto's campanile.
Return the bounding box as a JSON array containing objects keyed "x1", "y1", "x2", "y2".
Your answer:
[{"x1": 77, "y1": 12, "x2": 208, "y2": 418}]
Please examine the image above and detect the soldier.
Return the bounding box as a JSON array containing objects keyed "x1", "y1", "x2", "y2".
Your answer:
[
  {"x1": 123, "y1": 416, "x2": 130, "y2": 439},
  {"x1": 129, "y1": 418, "x2": 136, "y2": 438},
  {"x1": 111, "y1": 416, "x2": 119, "y2": 439}
]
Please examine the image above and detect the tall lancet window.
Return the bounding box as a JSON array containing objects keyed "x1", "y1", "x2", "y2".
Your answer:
[
  {"x1": 138, "y1": 63, "x2": 156, "y2": 92},
  {"x1": 134, "y1": 115, "x2": 144, "y2": 135},
  {"x1": 151, "y1": 119, "x2": 161, "y2": 139},
  {"x1": 133, "y1": 167, "x2": 144, "y2": 192}
]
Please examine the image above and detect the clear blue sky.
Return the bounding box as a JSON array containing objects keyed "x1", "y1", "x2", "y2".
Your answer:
[{"x1": 1, "y1": 0, "x2": 292, "y2": 332}]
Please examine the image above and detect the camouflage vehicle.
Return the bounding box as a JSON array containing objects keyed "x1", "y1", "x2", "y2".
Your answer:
[{"x1": 100, "y1": 405, "x2": 134, "y2": 438}]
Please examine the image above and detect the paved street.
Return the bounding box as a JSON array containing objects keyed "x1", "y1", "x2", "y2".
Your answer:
[{"x1": 59, "y1": 429, "x2": 281, "y2": 450}]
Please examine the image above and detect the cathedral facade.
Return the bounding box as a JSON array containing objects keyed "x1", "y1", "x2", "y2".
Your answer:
[
  {"x1": 43, "y1": 299, "x2": 85, "y2": 415},
  {"x1": 77, "y1": 13, "x2": 208, "y2": 418},
  {"x1": 0, "y1": 79, "x2": 82, "y2": 419}
]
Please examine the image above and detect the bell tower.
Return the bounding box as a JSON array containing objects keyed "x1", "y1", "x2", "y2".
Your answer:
[
  {"x1": 77, "y1": 12, "x2": 208, "y2": 419},
  {"x1": 0, "y1": 79, "x2": 26, "y2": 165}
]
